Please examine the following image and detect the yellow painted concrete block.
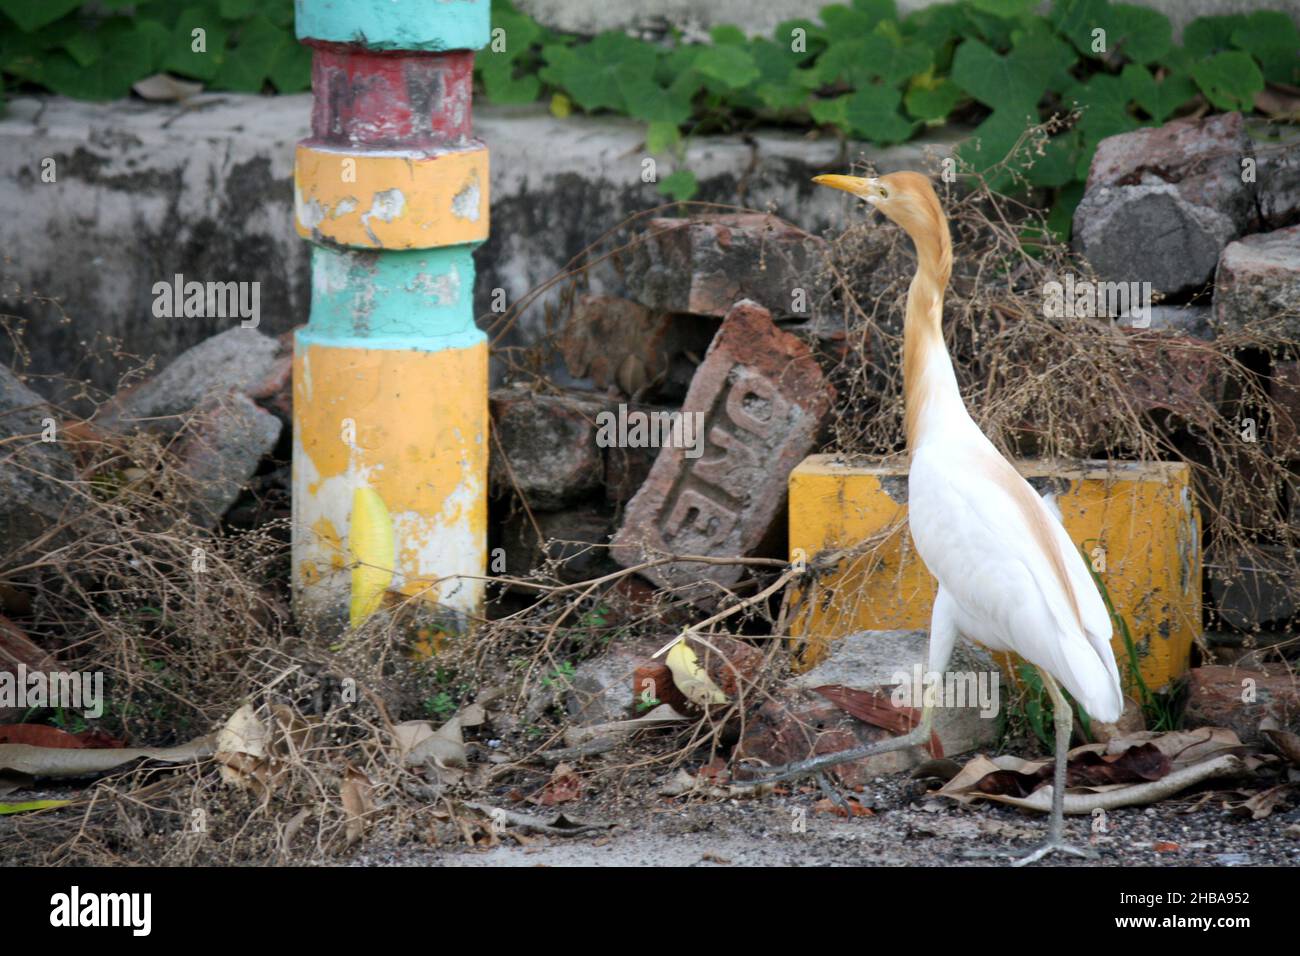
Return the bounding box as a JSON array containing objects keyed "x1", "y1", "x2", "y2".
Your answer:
[
  {"x1": 292, "y1": 339, "x2": 488, "y2": 624},
  {"x1": 788, "y1": 455, "x2": 1200, "y2": 692},
  {"x1": 294, "y1": 143, "x2": 489, "y2": 248}
]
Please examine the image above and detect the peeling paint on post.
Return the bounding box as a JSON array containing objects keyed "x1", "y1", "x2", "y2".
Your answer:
[{"x1": 292, "y1": 0, "x2": 491, "y2": 633}]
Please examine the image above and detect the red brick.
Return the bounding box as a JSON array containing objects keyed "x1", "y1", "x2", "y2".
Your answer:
[
  {"x1": 632, "y1": 662, "x2": 687, "y2": 712},
  {"x1": 0, "y1": 615, "x2": 57, "y2": 723},
  {"x1": 629, "y1": 634, "x2": 764, "y2": 713},
  {"x1": 604, "y1": 441, "x2": 657, "y2": 504},
  {"x1": 691, "y1": 633, "x2": 765, "y2": 699},
  {"x1": 560, "y1": 295, "x2": 714, "y2": 399},
  {"x1": 610, "y1": 300, "x2": 834, "y2": 594},
  {"x1": 731, "y1": 688, "x2": 920, "y2": 788},
  {"x1": 1184, "y1": 664, "x2": 1299, "y2": 745},
  {"x1": 1120, "y1": 330, "x2": 1225, "y2": 419}
]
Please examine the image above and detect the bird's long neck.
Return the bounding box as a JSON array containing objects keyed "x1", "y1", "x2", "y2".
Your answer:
[{"x1": 901, "y1": 218, "x2": 965, "y2": 451}]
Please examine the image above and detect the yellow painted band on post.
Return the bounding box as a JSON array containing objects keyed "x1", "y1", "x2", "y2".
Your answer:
[
  {"x1": 294, "y1": 143, "x2": 489, "y2": 249},
  {"x1": 788, "y1": 456, "x2": 1200, "y2": 693},
  {"x1": 291, "y1": 339, "x2": 488, "y2": 623}
]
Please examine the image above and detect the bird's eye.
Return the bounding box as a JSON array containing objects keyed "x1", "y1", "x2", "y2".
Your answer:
[{"x1": 878, "y1": 187, "x2": 889, "y2": 199}]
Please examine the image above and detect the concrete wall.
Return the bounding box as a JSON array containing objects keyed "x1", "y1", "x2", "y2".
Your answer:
[
  {"x1": 517, "y1": 0, "x2": 1300, "y2": 39},
  {"x1": 0, "y1": 93, "x2": 956, "y2": 404}
]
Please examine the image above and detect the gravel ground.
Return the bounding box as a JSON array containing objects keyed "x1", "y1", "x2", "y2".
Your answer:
[
  {"x1": 4, "y1": 762, "x2": 1296, "y2": 868},
  {"x1": 351, "y1": 773, "x2": 1300, "y2": 867}
]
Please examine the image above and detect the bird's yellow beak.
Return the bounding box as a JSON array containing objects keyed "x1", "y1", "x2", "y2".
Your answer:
[{"x1": 813, "y1": 174, "x2": 876, "y2": 198}]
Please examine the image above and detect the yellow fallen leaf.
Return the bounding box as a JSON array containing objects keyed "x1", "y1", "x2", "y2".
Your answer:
[
  {"x1": 665, "y1": 638, "x2": 728, "y2": 707},
  {"x1": 349, "y1": 485, "x2": 394, "y2": 628}
]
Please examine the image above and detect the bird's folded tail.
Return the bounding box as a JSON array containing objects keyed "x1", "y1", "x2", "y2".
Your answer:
[{"x1": 1037, "y1": 487, "x2": 1123, "y2": 723}]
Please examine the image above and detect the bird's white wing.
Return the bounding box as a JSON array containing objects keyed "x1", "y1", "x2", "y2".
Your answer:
[{"x1": 908, "y1": 438, "x2": 1123, "y2": 722}]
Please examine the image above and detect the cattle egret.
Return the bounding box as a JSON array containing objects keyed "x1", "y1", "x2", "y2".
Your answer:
[{"x1": 753, "y1": 172, "x2": 1123, "y2": 865}]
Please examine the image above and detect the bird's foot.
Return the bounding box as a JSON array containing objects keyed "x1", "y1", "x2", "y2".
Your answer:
[
  {"x1": 1010, "y1": 839, "x2": 1097, "y2": 867},
  {"x1": 815, "y1": 772, "x2": 852, "y2": 816}
]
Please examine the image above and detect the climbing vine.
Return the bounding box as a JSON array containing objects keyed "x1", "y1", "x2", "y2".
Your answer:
[
  {"x1": 479, "y1": 0, "x2": 1296, "y2": 226},
  {"x1": 1, "y1": 0, "x2": 1295, "y2": 231}
]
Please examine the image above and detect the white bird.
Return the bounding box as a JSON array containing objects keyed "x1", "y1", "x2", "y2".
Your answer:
[{"x1": 754, "y1": 171, "x2": 1123, "y2": 865}]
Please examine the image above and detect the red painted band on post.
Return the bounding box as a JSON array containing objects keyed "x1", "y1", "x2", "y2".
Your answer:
[{"x1": 308, "y1": 43, "x2": 475, "y2": 149}]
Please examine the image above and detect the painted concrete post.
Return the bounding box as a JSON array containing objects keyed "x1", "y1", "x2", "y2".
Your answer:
[{"x1": 292, "y1": 0, "x2": 490, "y2": 633}]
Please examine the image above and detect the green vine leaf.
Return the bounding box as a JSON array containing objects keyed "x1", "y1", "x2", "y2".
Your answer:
[
  {"x1": 1230, "y1": 11, "x2": 1300, "y2": 86},
  {"x1": 479, "y1": 0, "x2": 543, "y2": 103},
  {"x1": 213, "y1": 14, "x2": 289, "y2": 93},
  {"x1": 480, "y1": 58, "x2": 541, "y2": 104},
  {"x1": 747, "y1": 38, "x2": 808, "y2": 110},
  {"x1": 657, "y1": 168, "x2": 697, "y2": 201},
  {"x1": 957, "y1": 106, "x2": 1033, "y2": 182},
  {"x1": 818, "y1": 31, "x2": 930, "y2": 87},
  {"x1": 617, "y1": 72, "x2": 693, "y2": 125},
  {"x1": 809, "y1": 94, "x2": 848, "y2": 127},
  {"x1": 773, "y1": 17, "x2": 828, "y2": 61},
  {"x1": 968, "y1": 0, "x2": 1037, "y2": 17},
  {"x1": 163, "y1": 5, "x2": 229, "y2": 82},
  {"x1": 646, "y1": 120, "x2": 681, "y2": 155},
  {"x1": 1121, "y1": 63, "x2": 1194, "y2": 123},
  {"x1": 1064, "y1": 72, "x2": 1140, "y2": 168},
  {"x1": 709, "y1": 24, "x2": 746, "y2": 46},
  {"x1": 1104, "y1": 3, "x2": 1172, "y2": 64},
  {"x1": 851, "y1": 0, "x2": 898, "y2": 25},
  {"x1": 692, "y1": 44, "x2": 760, "y2": 90},
  {"x1": 0, "y1": 0, "x2": 82, "y2": 33},
  {"x1": 1191, "y1": 50, "x2": 1264, "y2": 112},
  {"x1": 951, "y1": 37, "x2": 1048, "y2": 115},
  {"x1": 1051, "y1": 0, "x2": 1110, "y2": 60},
  {"x1": 1047, "y1": 180, "x2": 1086, "y2": 243},
  {"x1": 40, "y1": 21, "x2": 157, "y2": 99},
  {"x1": 541, "y1": 33, "x2": 656, "y2": 112},
  {"x1": 1182, "y1": 14, "x2": 1249, "y2": 58},
  {"x1": 267, "y1": 38, "x2": 310, "y2": 93},
  {"x1": 62, "y1": 31, "x2": 104, "y2": 68},
  {"x1": 819, "y1": 4, "x2": 877, "y2": 37},
  {"x1": 218, "y1": 0, "x2": 256, "y2": 19},
  {"x1": 843, "y1": 84, "x2": 918, "y2": 144},
  {"x1": 1025, "y1": 126, "x2": 1081, "y2": 188},
  {"x1": 904, "y1": 74, "x2": 964, "y2": 122}
]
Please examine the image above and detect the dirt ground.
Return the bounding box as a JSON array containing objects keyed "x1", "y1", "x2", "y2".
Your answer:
[
  {"x1": 349, "y1": 774, "x2": 1300, "y2": 868},
  {"x1": 3, "y1": 766, "x2": 1296, "y2": 867}
]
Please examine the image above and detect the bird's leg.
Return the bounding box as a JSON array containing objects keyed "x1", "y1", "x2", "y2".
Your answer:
[
  {"x1": 740, "y1": 705, "x2": 934, "y2": 784},
  {"x1": 1012, "y1": 669, "x2": 1096, "y2": 866},
  {"x1": 745, "y1": 595, "x2": 956, "y2": 785}
]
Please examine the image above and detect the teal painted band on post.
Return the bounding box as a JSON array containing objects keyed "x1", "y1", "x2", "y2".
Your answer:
[
  {"x1": 295, "y1": 0, "x2": 490, "y2": 50},
  {"x1": 305, "y1": 244, "x2": 486, "y2": 351}
]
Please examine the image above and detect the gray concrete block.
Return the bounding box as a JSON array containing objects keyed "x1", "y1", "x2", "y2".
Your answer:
[{"x1": 791, "y1": 629, "x2": 1003, "y2": 759}]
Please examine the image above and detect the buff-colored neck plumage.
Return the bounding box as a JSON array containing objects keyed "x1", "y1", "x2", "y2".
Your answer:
[{"x1": 875, "y1": 173, "x2": 960, "y2": 451}]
